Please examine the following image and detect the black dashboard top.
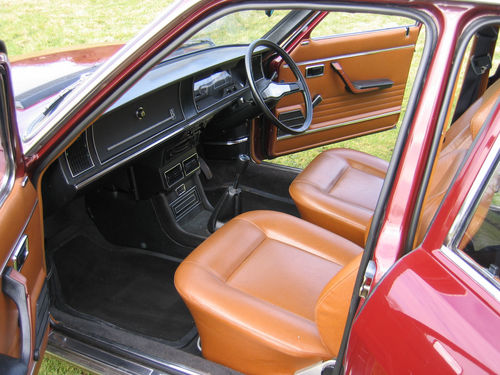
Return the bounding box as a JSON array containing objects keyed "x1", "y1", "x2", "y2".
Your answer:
[{"x1": 61, "y1": 45, "x2": 264, "y2": 189}]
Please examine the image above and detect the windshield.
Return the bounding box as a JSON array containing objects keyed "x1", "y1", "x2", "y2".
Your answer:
[
  {"x1": 8, "y1": 7, "x2": 288, "y2": 110},
  {"x1": 181, "y1": 10, "x2": 289, "y2": 50},
  {"x1": 3, "y1": 2, "x2": 290, "y2": 146}
]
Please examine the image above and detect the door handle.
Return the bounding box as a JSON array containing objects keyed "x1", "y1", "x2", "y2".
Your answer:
[
  {"x1": 331, "y1": 61, "x2": 393, "y2": 94},
  {"x1": 11, "y1": 235, "x2": 29, "y2": 272},
  {"x1": 305, "y1": 64, "x2": 325, "y2": 78}
]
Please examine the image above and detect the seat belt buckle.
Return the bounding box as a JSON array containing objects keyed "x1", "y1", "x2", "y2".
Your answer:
[{"x1": 471, "y1": 54, "x2": 492, "y2": 75}]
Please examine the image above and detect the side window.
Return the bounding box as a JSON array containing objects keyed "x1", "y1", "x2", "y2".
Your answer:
[
  {"x1": 458, "y1": 163, "x2": 500, "y2": 281},
  {"x1": 0, "y1": 73, "x2": 14, "y2": 207},
  {"x1": 310, "y1": 12, "x2": 415, "y2": 38},
  {"x1": 413, "y1": 25, "x2": 499, "y2": 245}
]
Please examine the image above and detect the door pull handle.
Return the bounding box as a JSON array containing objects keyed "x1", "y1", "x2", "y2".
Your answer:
[{"x1": 331, "y1": 61, "x2": 393, "y2": 94}]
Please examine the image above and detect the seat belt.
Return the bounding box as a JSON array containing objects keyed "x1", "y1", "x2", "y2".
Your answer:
[{"x1": 453, "y1": 26, "x2": 498, "y2": 122}]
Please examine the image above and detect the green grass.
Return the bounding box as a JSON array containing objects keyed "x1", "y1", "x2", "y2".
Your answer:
[
  {"x1": 0, "y1": 0, "x2": 173, "y2": 57},
  {"x1": 39, "y1": 354, "x2": 92, "y2": 375}
]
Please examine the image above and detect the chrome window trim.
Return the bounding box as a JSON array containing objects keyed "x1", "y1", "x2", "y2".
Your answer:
[
  {"x1": 442, "y1": 117, "x2": 500, "y2": 299},
  {"x1": 287, "y1": 44, "x2": 416, "y2": 67},
  {"x1": 311, "y1": 23, "x2": 418, "y2": 42},
  {"x1": 0, "y1": 55, "x2": 16, "y2": 209}
]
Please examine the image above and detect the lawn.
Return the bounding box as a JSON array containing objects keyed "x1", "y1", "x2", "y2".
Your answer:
[{"x1": 0, "y1": 1, "x2": 425, "y2": 374}]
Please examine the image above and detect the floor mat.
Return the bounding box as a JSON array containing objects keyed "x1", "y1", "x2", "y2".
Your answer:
[{"x1": 53, "y1": 234, "x2": 195, "y2": 345}]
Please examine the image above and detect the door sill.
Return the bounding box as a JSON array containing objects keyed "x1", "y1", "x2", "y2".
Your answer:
[{"x1": 47, "y1": 331, "x2": 201, "y2": 375}]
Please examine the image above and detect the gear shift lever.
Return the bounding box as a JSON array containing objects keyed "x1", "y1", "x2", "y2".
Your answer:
[
  {"x1": 208, "y1": 154, "x2": 250, "y2": 232},
  {"x1": 234, "y1": 154, "x2": 250, "y2": 189}
]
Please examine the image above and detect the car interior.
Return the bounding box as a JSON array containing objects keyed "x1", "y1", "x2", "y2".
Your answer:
[{"x1": 31, "y1": 6, "x2": 500, "y2": 374}]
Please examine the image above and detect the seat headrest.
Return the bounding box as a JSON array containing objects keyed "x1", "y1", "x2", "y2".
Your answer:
[{"x1": 470, "y1": 79, "x2": 500, "y2": 139}]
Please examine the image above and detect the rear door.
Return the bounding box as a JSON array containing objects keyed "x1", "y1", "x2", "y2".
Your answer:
[
  {"x1": 0, "y1": 51, "x2": 49, "y2": 374},
  {"x1": 263, "y1": 12, "x2": 420, "y2": 158}
]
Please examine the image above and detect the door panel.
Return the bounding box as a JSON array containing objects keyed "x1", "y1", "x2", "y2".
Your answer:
[
  {"x1": 0, "y1": 180, "x2": 48, "y2": 374},
  {"x1": 0, "y1": 53, "x2": 48, "y2": 374},
  {"x1": 268, "y1": 25, "x2": 420, "y2": 157}
]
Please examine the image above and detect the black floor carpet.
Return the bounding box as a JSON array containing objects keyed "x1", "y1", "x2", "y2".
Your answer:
[{"x1": 53, "y1": 234, "x2": 195, "y2": 345}]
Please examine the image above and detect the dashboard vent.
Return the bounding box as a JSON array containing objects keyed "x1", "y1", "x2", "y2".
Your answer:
[
  {"x1": 165, "y1": 164, "x2": 183, "y2": 187},
  {"x1": 183, "y1": 154, "x2": 200, "y2": 176},
  {"x1": 65, "y1": 132, "x2": 94, "y2": 177}
]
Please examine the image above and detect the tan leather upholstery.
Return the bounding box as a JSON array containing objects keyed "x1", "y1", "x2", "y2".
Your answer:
[
  {"x1": 290, "y1": 148, "x2": 388, "y2": 246},
  {"x1": 175, "y1": 210, "x2": 362, "y2": 375},
  {"x1": 291, "y1": 79, "x2": 500, "y2": 247},
  {"x1": 415, "y1": 78, "x2": 500, "y2": 244}
]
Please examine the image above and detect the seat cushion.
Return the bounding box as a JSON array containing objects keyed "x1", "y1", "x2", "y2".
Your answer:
[
  {"x1": 175, "y1": 210, "x2": 362, "y2": 375},
  {"x1": 290, "y1": 148, "x2": 388, "y2": 246}
]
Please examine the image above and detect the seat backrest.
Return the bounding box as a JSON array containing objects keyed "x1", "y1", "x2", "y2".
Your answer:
[
  {"x1": 415, "y1": 79, "x2": 500, "y2": 244},
  {"x1": 314, "y1": 253, "x2": 362, "y2": 355}
]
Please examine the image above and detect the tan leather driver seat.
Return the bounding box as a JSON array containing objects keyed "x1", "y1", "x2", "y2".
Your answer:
[
  {"x1": 290, "y1": 149, "x2": 388, "y2": 247},
  {"x1": 175, "y1": 210, "x2": 362, "y2": 374},
  {"x1": 290, "y1": 78, "x2": 500, "y2": 247}
]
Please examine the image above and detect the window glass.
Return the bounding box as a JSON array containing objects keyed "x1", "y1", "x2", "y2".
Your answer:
[
  {"x1": 311, "y1": 12, "x2": 415, "y2": 38},
  {"x1": 459, "y1": 163, "x2": 500, "y2": 281},
  {"x1": 186, "y1": 10, "x2": 289, "y2": 49},
  {"x1": 413, "y1": 26, "x2": 500, "y2": 245}
]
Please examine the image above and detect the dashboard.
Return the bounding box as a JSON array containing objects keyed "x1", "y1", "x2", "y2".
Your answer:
[{"x1": 58, "y1": 45, "x2": 264, "y2": 191}]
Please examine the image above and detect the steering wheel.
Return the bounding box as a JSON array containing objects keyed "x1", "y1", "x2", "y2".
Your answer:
[{"x1": 245, "y1": 39, "x2": 313, "y2": 135}]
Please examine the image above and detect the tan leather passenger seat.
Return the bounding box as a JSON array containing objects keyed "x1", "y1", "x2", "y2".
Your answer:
[
  {"x1": 175, "y1": 210, "x2": 362, "y2": 374},
  {"x1": 290, "y1": 79, "x2": 500, "y2": 247}
]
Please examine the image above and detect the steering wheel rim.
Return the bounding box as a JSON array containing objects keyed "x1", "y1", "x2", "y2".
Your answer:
[{"x1": 245, "y1": 39, "x2": 313, "y2": 135}]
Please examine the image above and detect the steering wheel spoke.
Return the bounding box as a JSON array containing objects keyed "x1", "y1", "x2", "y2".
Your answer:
[
  {"x1": 261, "y1": 80, "x2": 301, "y2": 101},
  {"x1": 245, "y1": 39, "x2": 312, "y2": 135}
]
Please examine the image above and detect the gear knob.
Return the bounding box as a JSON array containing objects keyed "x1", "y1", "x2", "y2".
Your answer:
[
  {"x1": 234, "y1": 154, "x2": 250, "y2": 188},
  {"x1": 237, "y1": 154, "x2": 250, "y2": 173}
]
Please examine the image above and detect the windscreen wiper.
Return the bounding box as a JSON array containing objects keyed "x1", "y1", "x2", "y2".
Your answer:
[{"x1": 24, "y1": 72, "x2": 91, "y2": 142}]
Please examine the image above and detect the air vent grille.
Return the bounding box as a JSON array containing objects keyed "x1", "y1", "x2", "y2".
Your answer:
[
  {"x1": 165, "y1": 164, "x2": 183, "y2": 187},
  {"x1": 183, "y1": 154, "x2": 200, "y2": 176},
  {"x1": 65, "y1": 133, "x2": 94, "y2": 177}
]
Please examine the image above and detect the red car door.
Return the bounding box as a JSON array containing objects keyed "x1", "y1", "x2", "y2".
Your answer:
[
  {"x1": 0, "y1": 50, "x2": 49, "y2": 374},
  {"x1": 343, "y1": 93, "x2": 500, "y2": 374}
]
